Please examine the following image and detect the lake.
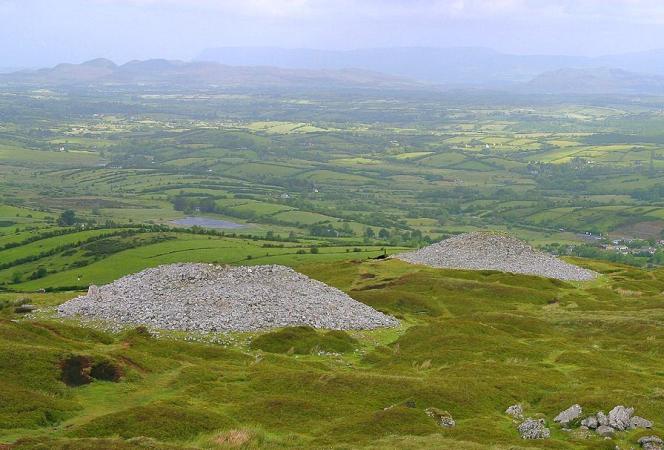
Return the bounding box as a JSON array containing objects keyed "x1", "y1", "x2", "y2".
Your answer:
[{"x1": 170, "y1": 217, "x2": 245, "y2": 229}]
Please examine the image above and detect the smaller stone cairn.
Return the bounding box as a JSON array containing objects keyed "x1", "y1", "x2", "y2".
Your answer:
[{"x1": 396, "y1": 231, "x2": 597, "y2": 281}]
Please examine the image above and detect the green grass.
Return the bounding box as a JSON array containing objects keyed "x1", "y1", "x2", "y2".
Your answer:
[
  {"x1": 0, "y1": 145, "x2": 101, "y2": 166},
  {"x1": 2, "y1": 257, "x2": 663, "y2": 449},
  {"x1": 250, "y1": 326, "x2": 358, "y2": 355}
]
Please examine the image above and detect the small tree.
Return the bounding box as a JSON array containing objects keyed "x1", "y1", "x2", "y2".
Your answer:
[
  {"x1": 57, "y1": 210, "x2": 77, "y2": 226},
  {"x1": 29, "y1": 267, "x2": 48, "y2": 280}
]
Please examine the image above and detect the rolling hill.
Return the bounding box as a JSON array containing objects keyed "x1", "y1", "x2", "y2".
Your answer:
[{"x1": 0, "y1": 58, "x2": 424, "y2": 90}]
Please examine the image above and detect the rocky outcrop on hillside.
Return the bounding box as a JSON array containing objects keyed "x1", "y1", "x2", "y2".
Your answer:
[
  {"x1": 57, "y1": 263, "x2": 399, "y2": 332},
  {"x1": 507, "y1": 402, "x2": 657, "y2": 445}
]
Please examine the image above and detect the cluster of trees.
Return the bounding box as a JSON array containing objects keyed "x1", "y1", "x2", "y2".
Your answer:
[
  {"x1": 171, "y1": 196, "x2": 218, "y2": 214},
  {"x1": 543, "y1": 242, "x2": 664, "y2": 268},
  {"x1": 631, "y1": 184, "x2": 664, "y2": 201}
]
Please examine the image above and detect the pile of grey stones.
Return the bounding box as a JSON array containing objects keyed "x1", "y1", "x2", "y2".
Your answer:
[
  {"x1": 57, "y1": 263, "x2": 399, "y2": 332},
  {"x1": 506, "y1": 403, "x2": 660, "y2": 448},
  {"x1": 396, "y1": 231, "x2": 597, "y2": 281}
]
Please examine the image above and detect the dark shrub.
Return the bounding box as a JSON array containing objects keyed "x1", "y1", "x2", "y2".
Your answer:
[
  {"x1": 132, "y1": 325, "x2": 151, "y2": 337},
  {"x1": 60, "y1": 355, "x2": 92, "y2": 386},
  {"x1": 90, "y1": 360, "x2": 122, "y2": 382}
]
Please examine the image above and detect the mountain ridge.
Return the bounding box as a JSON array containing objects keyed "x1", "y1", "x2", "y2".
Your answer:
[
  {"x1": 523, "y1": 66, "x2": 664, "y2": 95},
  {"x1": 0, "y1": 58, "x2": 426, "y2": 90},
  {"x1": 197, "y1": 46, "x2": 664, "y2": 86}
]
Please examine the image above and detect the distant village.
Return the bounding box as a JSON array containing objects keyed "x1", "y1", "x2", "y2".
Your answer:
[{"x1": 577, "y1": 231, "x2": 664, "y2": 257}]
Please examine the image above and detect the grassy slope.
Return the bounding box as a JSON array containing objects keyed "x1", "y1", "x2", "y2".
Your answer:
[{"x1": 0, "y1": 258, "x2": 662, "y2": 449}]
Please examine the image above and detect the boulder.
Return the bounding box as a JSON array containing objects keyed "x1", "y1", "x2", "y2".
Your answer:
[
  {"x1": 554, "y1": 404, "x2": 583, "y2": 426},
  {"x1": 87, "y1": 285, "x2": 100, "y2": 297},
  {"x1": 609, "y1": 406, "x2": 634, "y2": 431},
  {"x1": 505, "y1": 404, "x2": 524, "y2": 420},
  {"x1": 596, "y1": 425, "x2": 615, "y2": 437},
  {"x1": 425, "y1": 407, "x2": 455, "y2": 428},
  {"x1": 518, "y1": 418, "x2": 550, "y2": 440},
  {"x1": 597, "y1": 411, "x2": 609, "y2": 427},
  {"x1": 14, "y1": 304, "x2": 36, "y2": 314},
  {"x1": 581, "y1": 415, "x2": 599, "y2": 429},
  {"x1": 638, "y1": 436, "x2": 663, "y2": 450},
  {"x1": 630, "y1": 416, "x2": 653, "y2": 429}
]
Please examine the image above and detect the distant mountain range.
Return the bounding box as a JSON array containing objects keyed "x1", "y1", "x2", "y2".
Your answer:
[
  {"x1": 5, "y1": 52, "x2": 664, "y2": 96},
  {"x1": 524, "y1": 67, "x2": 664, "y2": 95},
  {"x1": 0, "y1": 58, "x2": 423, "y2": 90},
  {"x1": 198, "y1": 46, "x2": 664, "y2": 87}
]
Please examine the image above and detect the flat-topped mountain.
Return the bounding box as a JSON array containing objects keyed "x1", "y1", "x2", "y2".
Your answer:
[{"x1": 524, "y1": 67, "x2": 664, "y2": 95}]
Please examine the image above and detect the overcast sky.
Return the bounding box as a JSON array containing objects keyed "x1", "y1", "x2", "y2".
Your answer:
[{"x1": 2, "y1": 0, "x2": 664, "y2": 67}]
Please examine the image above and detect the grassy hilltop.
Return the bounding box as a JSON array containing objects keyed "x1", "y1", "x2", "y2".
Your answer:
[{"x1": 1, "y1": 257, "x2": 663, "y2": 449}]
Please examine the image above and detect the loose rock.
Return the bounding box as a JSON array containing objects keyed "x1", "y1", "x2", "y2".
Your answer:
[
  {"x1": 554, "y1": 404, "x2": 583, "y2": 426},
  {"x1": 518, "y1": 418, "x2": 550, "y2": 440},
  {"x1": 14, "y1": 304, "x2": 36, "y2": 314},
  {"x1": 597, "y1": 425, "x2": 615, "y2": 437},
  {"x1": 639, "y1": 436, "x2": 663, "y2": 450},
  {"x1": 425, "y1": 408, "x2": 455, "y2": 428},
  {"x1": 395, "y1": 232, "x2": 597, "y2": 281},
  {"x1": 631, "y1": 416, "x2": 653, "y2": 429},
  {"x1": 505, "y1": 404, "x2": 524, "y2": 420},
  {"x1": 609, "y1": 406, "x2": 634, "y2": 431},
  {"x1": 581, "y1": 415, "x2": 599, "y2": 429},
  {"x1": 57, "y1": 264, "x2": 399, "y2": 332}
]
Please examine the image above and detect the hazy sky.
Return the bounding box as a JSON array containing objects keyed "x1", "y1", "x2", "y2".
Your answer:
[{"x1": 2, "y1": 0, "x2": 664, "y2": 67}]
